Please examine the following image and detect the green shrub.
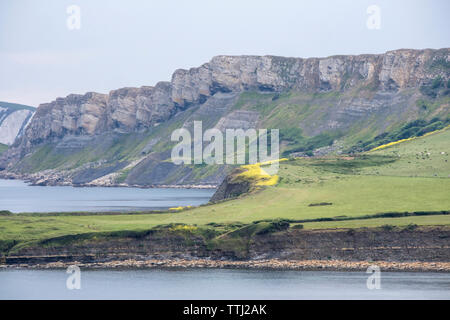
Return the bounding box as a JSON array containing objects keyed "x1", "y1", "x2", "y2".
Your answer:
[
  {"x1": 308, "y1": 202, "x2": 333, "y2": 207},
  {"x1": 404, "y1": 223, "x2": 418, "y2": 231},
  {"x1": 381, "y1": 224, "x2": 395, "y2": 231},
  {"x1": 255, "y1": 220, "x2": 290, "y2": 235},
  {"x1": 420, "y1": 76, "x2": 446, "y2": 98}
]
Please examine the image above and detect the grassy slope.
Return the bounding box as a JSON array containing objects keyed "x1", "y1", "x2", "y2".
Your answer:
[
  {"x1": 1, "y1": 128, "x2": 449, "y2": 245},
  {"x1": 14, "y1": 104, "x2": 226, "y2": 184},
  {"x1": 12, "y1": 89, "x2": 449, "y2": 180},
  {"x1": 361, "y1": 126, "x2": 450, "y2": 177}
]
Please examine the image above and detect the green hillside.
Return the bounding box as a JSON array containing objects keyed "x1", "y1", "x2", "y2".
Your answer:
[
  {"x1": 361, "y1": 126, "x2": 450, "y2": 177},
  {"x1": 9, "y1": 90, "x2": 450, "y2": 187},
  {"x1": 1, "y1": 127, "x2": 449, "y2": 253}
]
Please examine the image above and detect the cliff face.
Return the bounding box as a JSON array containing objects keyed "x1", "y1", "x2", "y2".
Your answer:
[
  {"x1": 172, "y1": 48, "x2": 449, "y2": 99},
  {"x1": 107, "y1": 83, "x2": 175, "y2": 131},
  {"x1": 1, "y1": 48, "x2": 449, "y2": 186},
  {"x1": 13, "y1": 48, "x2": 450, "y2": 146},
  {"x1": 209, "y1": 168, "x2": 251, "y2": 203},
  {"x1": 4, "y1": 226, "x2": 450, "y2": 265},
  {"x1": 22, "y1": 93, "x2": 108, "y2": 145},
  {"x1": 0, "y1": 102, "x2": 34, "y2": 146}
]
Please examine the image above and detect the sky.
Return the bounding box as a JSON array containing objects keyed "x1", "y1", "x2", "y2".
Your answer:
[{"x1": 1, "y1": 0, "x2": 449, "y2": 107}]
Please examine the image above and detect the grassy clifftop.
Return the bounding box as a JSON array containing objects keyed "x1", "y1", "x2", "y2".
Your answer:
[{"x1": 0, "y1": 127, "x2": 449, "y2": 258}]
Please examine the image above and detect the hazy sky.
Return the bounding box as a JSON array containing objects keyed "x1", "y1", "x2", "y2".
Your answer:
[{"x1": 1, "y1": 0, "x2": 449, "y2": 107}]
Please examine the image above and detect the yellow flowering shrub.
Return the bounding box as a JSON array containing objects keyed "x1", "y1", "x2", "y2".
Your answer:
[
  {"x1": 169, "y1": 205, "x2": 192, "y2": 211},
  {"x1": 256, "y1": 174, "x2": 279, "y2": 186},
  {"x1": 169, "y1": 225, "x2": 198, "y2": 232},
  {"x1": 370, "y1": 137, "x2": 415, "y2": 151},
  {"x1": 236, "y1": 158, "x2": 288, "y2": 186}
]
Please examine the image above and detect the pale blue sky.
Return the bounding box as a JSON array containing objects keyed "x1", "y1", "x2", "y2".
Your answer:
[{"x1": 1, "y1": 0, "x2": 449, "y2": 106}]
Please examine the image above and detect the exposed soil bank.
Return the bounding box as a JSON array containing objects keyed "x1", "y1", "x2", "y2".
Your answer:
[
  {"x1": 209, "y1": 168, "x2": 250, "y2": 202},
  {"x1": 2, "y1": 226, "x2": 449, "y2": 271}
]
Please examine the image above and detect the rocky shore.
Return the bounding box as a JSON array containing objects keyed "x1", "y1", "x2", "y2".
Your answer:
[
  {"x1": 2, "y1": 258, "x2": 450, "y2": 272},
  {"x1": 0, "y1": 171, "x2": 216, "y2": 189}
]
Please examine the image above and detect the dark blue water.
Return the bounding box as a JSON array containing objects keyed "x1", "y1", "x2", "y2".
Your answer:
[
  {"x1": 0, "y1": 269, "x2": 449, "y2": 300},
  {"x1": 0, "y1": 179, "x2": 214, "y2": 213}
]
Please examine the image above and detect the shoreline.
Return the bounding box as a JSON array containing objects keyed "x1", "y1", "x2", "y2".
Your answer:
[
  {"x1": 2, "y1": 259, "x2": 450, "y2": 272},
  {"x1": 0, "y1": 174, "x2": 217, "y2": 189}
]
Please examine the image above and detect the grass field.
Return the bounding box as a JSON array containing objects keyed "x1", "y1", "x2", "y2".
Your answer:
[
  {"x1": 0, "y1": 127, "x2": 449, "y2": 248},
  {"x1": 362, "y1": 126, "x2": 450, "y2": 177}
]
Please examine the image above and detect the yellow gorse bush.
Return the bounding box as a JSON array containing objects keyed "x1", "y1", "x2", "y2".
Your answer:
[
  {"x1": 237, "y1": 158, "x2": 288, "y2": 186},
  {"x1": 170, "y1": 225, "x2": 198, "y2": 232},
  {"x1": 370, "y1": 137, "x2": 415, "y2": 151},
  {"x1": 169, "y1": 205, "x2": 192, "y2": 211}
]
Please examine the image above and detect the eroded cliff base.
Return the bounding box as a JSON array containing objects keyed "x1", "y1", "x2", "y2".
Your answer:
[{"x1": 2, "y1": 225, "x2": 449, "y2": 271}]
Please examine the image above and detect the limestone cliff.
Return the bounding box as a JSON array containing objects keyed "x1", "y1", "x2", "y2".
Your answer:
[
  {"x1": 0, "y1": 102, "x2": 35, "y2": 146},
  {"x1": 1, "y1": 48, "x2": 449, "y2": 186}
]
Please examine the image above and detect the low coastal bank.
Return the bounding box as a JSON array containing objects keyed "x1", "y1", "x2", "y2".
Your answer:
[{"x1": 2, "y1": 258, "x2": 450, "y2": 272}]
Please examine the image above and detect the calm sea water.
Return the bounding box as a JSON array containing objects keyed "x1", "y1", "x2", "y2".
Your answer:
[
  {"x1": 0, "y1": 269, "x2": 449, "y2": 300},
  {"x1": 1, "y1": 180, "x2": 449, "y2": 300},
  {"x1": 0, "y1": 179, "x2": 215, "y2": 213}
]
